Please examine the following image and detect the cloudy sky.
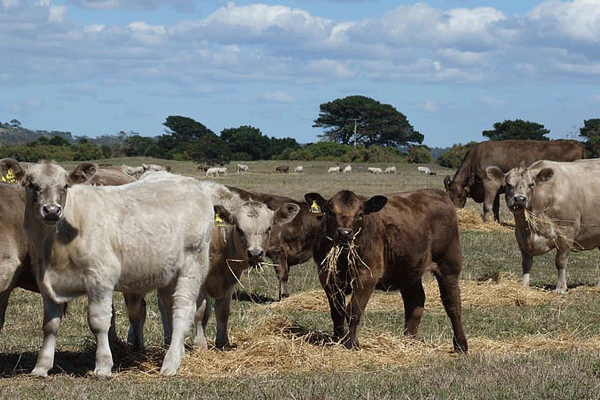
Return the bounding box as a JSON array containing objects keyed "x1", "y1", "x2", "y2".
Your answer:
[{"x1": 2, "y1": 0, "x2": 600, "y2": 148}]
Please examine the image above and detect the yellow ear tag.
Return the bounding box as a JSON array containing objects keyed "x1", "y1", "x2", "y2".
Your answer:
[
  {"x1": 1, "y1": 169, "x2": 17, "y2": 184},
  {"x1": 214, "y1": 213, "x2": 227, "y2": 227},
  {"x1": 310, "y1": 200, "x2": 321, "y2": 214}
]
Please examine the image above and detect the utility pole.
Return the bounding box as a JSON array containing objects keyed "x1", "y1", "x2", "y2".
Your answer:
[{"x1": 351, "y1": 118, "x2": 360, "y2": 148}]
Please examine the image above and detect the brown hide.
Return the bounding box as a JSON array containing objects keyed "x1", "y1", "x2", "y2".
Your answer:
[
  {"x1": 306, "y1": 189, "x2": 467, "y2": 353},
  {"x1": 444, "y1": 139, "x2": 585, "y2": 222},
  {"x1": 227, "y1": 186, "x2": 321, "y2": 300}
]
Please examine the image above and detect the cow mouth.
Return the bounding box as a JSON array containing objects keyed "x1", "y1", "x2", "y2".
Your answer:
[{"x1": 508, "y1": 204, "x2": 525, "y2": 213}]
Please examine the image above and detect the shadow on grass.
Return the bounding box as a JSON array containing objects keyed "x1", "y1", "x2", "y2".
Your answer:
[
  {"x1": 0, "y1": 344, "x2": 167, "y2": 378},
  {"x1": 232, "y1": 290, "x2": 275, "y2": 304}
]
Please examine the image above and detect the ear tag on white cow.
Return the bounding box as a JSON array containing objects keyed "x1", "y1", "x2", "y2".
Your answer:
[
  {"x1": 214, "y1": 213, "x2": 227, "y2": 227},
  {"x1": 1, "y1": 169, "x2": 17, "y2": 184},
  {"x1": 310, "y1": 200, "x2": 321, "y2": 214}
]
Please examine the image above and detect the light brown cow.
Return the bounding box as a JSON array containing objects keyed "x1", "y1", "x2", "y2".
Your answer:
[
  {"x1": 194, "y1": 196, "x2": 300, "y2": 349},
  {"x1": 305, "y1": 189, "x2": 467, "y2": 353},
  {"x1": 226, "y1": 186, "x2": 322, "y2": 300},
  {"x1": 21, "y1": 161, "x2": 213, "y2": 377},
  {"x1": 486, "y1": 159, "x2": 600, "y2": 294}
]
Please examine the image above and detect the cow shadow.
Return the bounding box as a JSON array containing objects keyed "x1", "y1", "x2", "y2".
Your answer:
[
  {"x1": 0, "y1": 344, "x2": 166, "y2": 378},
  {"x1": 232, "y1": 290, "x2": 275, "y2": 304},
  {"x1": 278, "y1": 323, "x2": 338, "y2": 347}
]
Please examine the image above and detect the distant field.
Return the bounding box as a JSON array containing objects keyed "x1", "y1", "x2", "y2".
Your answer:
[{"x1": 1, "y1": 158, "x2": 600, "y2": 400}]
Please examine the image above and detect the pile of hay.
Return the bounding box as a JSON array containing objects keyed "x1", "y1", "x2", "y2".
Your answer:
[
  {"x1": 457, "y1": 208, "x2": 513, "y2": 232},
  {"x1": 119, "y1": 277, "x2": 600, "y2": 380}
]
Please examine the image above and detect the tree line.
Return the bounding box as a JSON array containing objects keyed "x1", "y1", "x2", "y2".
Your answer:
[{"x1": 2, "y1": 95, "x2": 599, "y2": 166}]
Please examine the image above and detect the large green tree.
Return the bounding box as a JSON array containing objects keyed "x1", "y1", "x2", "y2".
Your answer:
[
  {"x1": 579, "y1": 118, "x2": 600, "y2": 157},
  {"x1": 313, "y1": 95, "x2": 423, "y2": 148},
  {"x1": 482, "y1": 119, "x2": 550, "y2": 141},
  {"x1": 221, "y1": 125, "x2": 272, "y2": 160},
  {"x1": 163, "y1": 115, "x2": 215, "y2": 142}
]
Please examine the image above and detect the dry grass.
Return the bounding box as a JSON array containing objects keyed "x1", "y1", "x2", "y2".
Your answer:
[{"x1": 457, "y1": 208, "x2": 513, "y2": 232}]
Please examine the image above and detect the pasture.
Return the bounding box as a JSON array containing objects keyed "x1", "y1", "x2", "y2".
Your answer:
[{"x1": 2, "y1": 159, "x2": 600, "y2": 399}]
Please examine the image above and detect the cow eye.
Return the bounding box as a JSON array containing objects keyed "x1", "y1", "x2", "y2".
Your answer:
[{"x1": 356, "y1": 212, "x2": 364, "y2": 221}]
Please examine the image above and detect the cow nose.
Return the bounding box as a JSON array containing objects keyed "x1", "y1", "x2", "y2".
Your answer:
[
  {"x1": 247, "y1": 248, "x2": 264, "y2": 264},
  {"x1": 41, "y1": 204, "x2": 62, "y2": 222},
  {"x1": 337, "y1": 228, "x2": 353, "y2": 241},
  {"x1": 513, "y1": 195, "x2": 526, "y2": 206}
]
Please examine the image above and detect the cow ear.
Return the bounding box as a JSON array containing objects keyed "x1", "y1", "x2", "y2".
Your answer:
[
  {"x1": 365, "y1": 195, "x2": 387, "y2": 214},
  {"x1": 69, "y1": 162, "x2": 98, "y2": 184},
  {"x1": 485, "y1": 166, "x2": 505, "y2": 184},
  {"x1": 0, "y1": 158, "x2": 25, "y2": 183},
  {"x1": 304, "y1": 192, "x2": 326, "y2": 214},
  {"x1": 214, "y1": 205, "x2": 234, "y2": 226},
  {"x1": 535, "y1": 167, "x2": 554, "y2": 183},
  {"x1": 274, "y1": 203, "x2": 300, "y2": 226},
  {"x1": 443, "y1": 175, "x2": 451, "y2": 190}
]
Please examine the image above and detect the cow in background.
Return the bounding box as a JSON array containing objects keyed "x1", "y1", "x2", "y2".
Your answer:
[
  {"x1": 227, "y1": 186, "x2": 322, "y2": 300},
  {"x1": 21, "y1": 161, "x2": 213, "y2": 376},
  {"x1": 305, "y1": 189, "x2": 467, "y2": 353},
  {"x1": 487, "y1": 159, "x2": 600, "y2": 294},
  {"x1": 444, "y1": 139, "x2": 585, "y2": 222},
  {"x1": 275, "y1": 165, "x2": 289, "y2": 173}
]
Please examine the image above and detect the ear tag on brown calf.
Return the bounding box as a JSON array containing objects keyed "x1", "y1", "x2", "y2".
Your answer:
[
  {"x1": 310, "y1": 200, "x2": 321, "y2": 214},
  {"x1": 1, "y1": 169, "x2": 18, "y2": 184},
  {"x1": 214, "y1": 213, "x2": 227, "y2": 227}
]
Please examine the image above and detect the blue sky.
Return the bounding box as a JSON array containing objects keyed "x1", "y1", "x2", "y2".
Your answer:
[{"x1": 2, "y1": 0, "x2": 600, "y2": 148}]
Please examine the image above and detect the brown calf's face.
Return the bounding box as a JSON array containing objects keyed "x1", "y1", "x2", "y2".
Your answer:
[
  {"x1": 305, "y1": 191, "x2": 387, "y2": 245},
  {"x1": 216, "y1": 201, "x2": 300, "y2": 266},
  {"x1": 23, "y1": 161, "x2": 98, "y2": 225}
]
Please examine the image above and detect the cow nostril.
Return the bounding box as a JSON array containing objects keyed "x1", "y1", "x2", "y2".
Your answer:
[
  {"x1": 41, "y1": 204, "x2": 62, "y2": 221},
  {"x1": 337, "y1": 228, "x2": 353, "y2": 240}
]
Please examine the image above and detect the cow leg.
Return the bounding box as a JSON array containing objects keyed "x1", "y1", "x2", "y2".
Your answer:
[
  {"x1": 88, "y1": 290, "x2": 115, "y2": 377},
  {"x1": 345, "y1": 282, "x2": 376, "y2": 349},
  {"x1": 193, "y1": 288, "x2": 210, "y2": 349},
  {"x1": 157, "y1": 289, "x2": 174, "y2": 347},
  {"x1": 324, "y1": 286, "x2": 347, "y2": 342},
  {"x1": 555, "y1": 248, "x2": 570, "y2": 295},
  {"x1": 434, "y1": 271, "x2": 468, "y2": 353},
  {"x1": 482, "y1": 179, "x2": 502, "y2": 222},
  {"x1": 399, "y1": 279, "x2": 426, "y2": 338},
  {"x1": 276, "y1": 257, "x2": 290, "y2": 300},
  {"x1": 214, "y1": 288, "x2": 235, "y2": 349},
  {"x1": 31, "y1": 296, "x2": 64, "y2": 377},
  {"x1": 123, "y1": 293, "x2": 146, "y2": 352},
  {"x1": 520, "y1": 247, "x2": 534, "y2": 288},
  {"x1": 492, "y1": 193, "x2": 501, "y2": 222}
]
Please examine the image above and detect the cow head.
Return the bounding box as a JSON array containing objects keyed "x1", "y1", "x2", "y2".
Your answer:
[
  {"x1": 444, "y1": 175, "x2": 469, "y2": 208},
  {"x1": 215, "y1": 200, "x2": 300, "y2": 267},
  {"x1": 22, "y1": 161, "x2": 98, "y2": 225},
  {"x1": 486, "y1": 164, "x2": 554, "y2": 214},
  {"x1": 304, "y1": 191, "x2": 387, "y2": 246}
]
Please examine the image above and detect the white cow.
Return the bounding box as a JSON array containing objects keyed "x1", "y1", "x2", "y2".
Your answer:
[
  {"x1": 206, "y1": 167, "x2": 228, "y2": 178},
  {"x1": 385, "y1": 166, "x2": 397, "y2": 174},
  {"x1": 367, "y1": 167, "x2": 383, "y2": 174},
  {"x1": 328, "y1": 166, "x2": 340, "y2": 173},
  {"x1": 22, "y1": 161, "x2": 213, "y2": 377},
  {"x1": 294, "y1": 166, "x2": 304, "y2": 173},
  {"x1": 343, "y1": 165, "x2": 352, "y2": 173},
  {"x1": 418, "y1": 166, "x2": 432, "y2": 175},
  {"x1": 237, "y1": 164, "x2": 249, "y2": 173}
]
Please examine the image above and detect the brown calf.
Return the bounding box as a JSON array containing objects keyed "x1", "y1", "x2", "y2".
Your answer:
[{"x1": 305, "y1": 189, "x2": 467, "y2": 353}]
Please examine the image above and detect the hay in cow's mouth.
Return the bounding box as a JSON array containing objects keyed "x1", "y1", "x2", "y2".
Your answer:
[{"x1": 321, "y1": 231, "x2": 371, "y2": 293}]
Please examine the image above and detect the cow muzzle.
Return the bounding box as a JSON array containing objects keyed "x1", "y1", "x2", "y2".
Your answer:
[
  {"x1": 40, "y1": 203, "x2": 63, "y2": 224},
  {"x1": 247, "y1": 248, "x2": 265, "y2": 267},
  {"x1": 336, "y1": 228, "x2": 354, "y2": 244},
  {"x1": 507, "y1": 195, "x2": 526, "y2": 213}
]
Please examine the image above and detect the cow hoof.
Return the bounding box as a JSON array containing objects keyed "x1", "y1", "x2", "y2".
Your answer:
[
  {"x1": 30, "y1": 368, "x2": 49, "y2": 378},
  {"x1": 92, "y1": 368, "x2": 112, "y2": 378}
]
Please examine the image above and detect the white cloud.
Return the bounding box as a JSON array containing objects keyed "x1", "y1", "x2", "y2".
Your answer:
[
  {"x1": 477, "y1": 96, "x2": 507, "y2": 106},
  {"x1": 71, "y1": 0, "x2": 194, "y2": 12},
  {"x1": 308, "y1": 60, "x2": 355, "y2": 79},
  {"x1": 528, "y1": 0, "x2": 600, "y2": 43},
  {"x1": 416, "y1": 101, "x2": 440, "y2": 112},
  {"x1": 2, "y1": 0, "x2": 20, "y2": 8},
  {"x1": 262, "y1": 91, "x2": 296, "y2": 103}
]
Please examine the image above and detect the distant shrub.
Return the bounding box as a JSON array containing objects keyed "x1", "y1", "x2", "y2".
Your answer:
[
  {"x1": 437, "y1": 142, "x2": 477, "y2": 169},
  {"x1": 406, "y1": 146, "x2": 434, "y2": 164}
]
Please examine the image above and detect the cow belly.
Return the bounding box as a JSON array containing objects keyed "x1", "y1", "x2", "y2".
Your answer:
[{"x1": 522, "y1": 232, "x2": 557, "y2": 255}]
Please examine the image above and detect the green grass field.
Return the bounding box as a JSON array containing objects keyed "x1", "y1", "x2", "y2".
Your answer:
[{"x1": 2, "y1": 159, "x2": 600, "y2": 399}]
